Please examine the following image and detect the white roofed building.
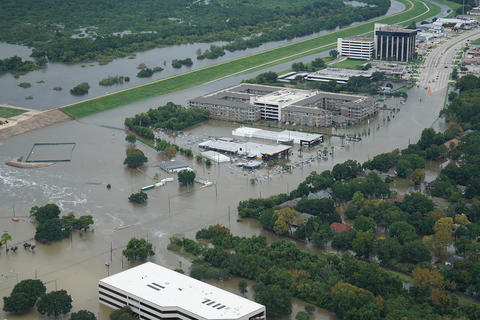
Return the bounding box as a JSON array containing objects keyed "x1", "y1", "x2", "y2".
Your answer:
[{"x1": 99, "y1": 262, "x2": 265, "y2": 320}]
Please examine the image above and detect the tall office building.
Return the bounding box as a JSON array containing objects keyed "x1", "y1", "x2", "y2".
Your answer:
[{"x1": 374, "y1": 24, "x2": 417, "y2": 62}]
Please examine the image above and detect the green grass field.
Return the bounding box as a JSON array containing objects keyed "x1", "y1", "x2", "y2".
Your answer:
[
  {"x1": 62, "y1": 0, "x2": 441, "y2": 119},
  {"x1": 0, "y1": 106, "x2": 28, "y2": 118},
  {"x1": 433, "y1": 0, "x2": 461, "y2": 18},
  {"x1": 472, "y1": 38, "x2": 480, "y2": 45},
  {"x1": 331, "y1": 59, "x2": 368, "y2": 69}
]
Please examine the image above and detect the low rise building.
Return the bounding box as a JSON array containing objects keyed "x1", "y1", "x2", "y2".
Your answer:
[
  {"x1": 188, "y1": 84, "x2": 377, "y2": 127},
  {"x1": 158, "y1": 160, "x2": 191, "y2": 173},
  {"x1": 99, "y1": 262, "x2": 265, "y2": 320},
  {"x1": 337, "y1": 37, "x2": 375, "y2": 60},
  {"x1": 303, "y1": 68, "x2": 375, "y2": 84},
  {"x1": 281, "y1": 105, "x2": 333, "y2": 127},
  {"x1": 232, "y1": 127, "x2": 323, "y2": 146},
  {"x1": 199, "y1": 139, "x2": 292, "y2": 159}
]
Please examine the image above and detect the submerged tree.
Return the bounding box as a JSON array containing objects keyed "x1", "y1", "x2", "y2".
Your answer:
[{"x1": 123, "y1": 237, "x2": 154, "y2": 262}]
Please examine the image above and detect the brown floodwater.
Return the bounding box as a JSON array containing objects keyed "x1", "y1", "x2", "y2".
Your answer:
[
  {"x1": 0, "y1": 14, "x2": 456, "y2": 316},
  {"x1": 0, "y1": 81, "x2": 447, "y2": 319}
]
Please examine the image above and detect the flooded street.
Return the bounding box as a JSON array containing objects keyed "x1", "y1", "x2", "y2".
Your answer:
[{"x1": 0, "y1": 1, "x2": 455, "y2": 318}]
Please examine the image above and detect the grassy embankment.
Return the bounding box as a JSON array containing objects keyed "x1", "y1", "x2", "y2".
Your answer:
[
  {"x1": 62, "y1": 0, "x2": 440, "y2": 119},
  {"x1": 0, "y1": 106, "x2": 28, "y2": 118},
  {"x1": 433, "y1": 0, "x2": 461, "y2": 18}
]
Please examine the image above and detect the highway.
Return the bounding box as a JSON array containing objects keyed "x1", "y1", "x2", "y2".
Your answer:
[{"x1": 418, "y1": 28, "x2": 480, "y2": 93}]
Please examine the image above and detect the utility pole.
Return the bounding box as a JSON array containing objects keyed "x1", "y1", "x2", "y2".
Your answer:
[
  {"x1": 228, "y1": 207, "x2": 231, "y2": 230},
  {"x1": 168, "y1": 194, "x2": 171, "y2": 215},
  {"x1": 110, "y1": 242, "x2": 113, "y2": 262}
]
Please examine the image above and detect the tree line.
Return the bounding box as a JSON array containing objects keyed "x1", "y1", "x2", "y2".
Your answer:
[
  {"x1": 0, "y1": 0, "x2": 389, "y2": 65},
  {"x1": 169, "y1": 225, "x2": 480, "y2": 319},
  {"x1": 124, "y1": 101, "x2": 210, "y2": 133}
]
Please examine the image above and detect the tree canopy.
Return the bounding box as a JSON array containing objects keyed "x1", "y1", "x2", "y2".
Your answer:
[
  {"x1": 123, "y1": 151, "x2": 148, "y2": 168},
  {"x1": 71, "y1": 310, "x2": 96, "y2": 320},
  {"x1": 3, "y1": 279, "x2": 46, "y2": 314},
  {"x1": 36, "y1": 290, "x2": 72, "y2": 318},
  {"x1": 123, "y1": 237, "x2": 154, "y2": 262},
  {"x1": 178, "y1": 170, "x2": 196, "y2": 186}
]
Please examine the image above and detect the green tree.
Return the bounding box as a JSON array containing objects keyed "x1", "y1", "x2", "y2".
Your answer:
[
  {"x1": 36, "y1": 290, "x2": 72, "y2": 318},
  {"x1": 389, "y1": 221, "x2": 417, "y2": 244},
  {"x1": 1, "y1": 232, "x2": 12, "y2": 249},
  {"x1": 30, "y1": 203, "x2": 61, "y2": 223},
  {"x1": 238, "y1": 280, "x2": 248, "y2": 296},
  {"x1": 70, "y1": 82, "x2": 90, "y2": 95},
  {"x1": 273, "y1": 208, "x2": 297, "y2": 235},
  {"x1": 433, "y1": 217, "x2": 455, "y2": 259},
  {"x1": 254, "y1": 284, "x2": 292, "y2": 316},
  {"x1": 70, "y1": 310, "x2": 96, "y2": 320},
  {"x1": 35, "y1": 218, "x2": 71, "y2": 243},
  {"x1": 3, "y1": 279, "x2": 46, "y2": 314},
  {"x1": 400, "y1": 193, "x2": 434, "y2": 214},
  {"x1": 178, "y1": 170, "x2": 196, "y2": 186},
  {"x1": 128, "y1": 191, "x2": 148, "y2": 204},
  {"x1": 72, "y1": 215, "x2": 94, "y2": 231},
  {"x1": 123, "y1": 151, "x2": 148, "y2": 168},
  {"x1": 330, "y1": 282, "x2": 378, "y2": 320},
  {"x1": 352, "y1": 230, "x2": 375, "y2": 257},
  {"x1": 292, "y1": 62, "x2": 307, "y2": 72},
  {"x1": 401, "y1": 240, "x2": 431, "y2": 264},
  {"x1": 354, "y1": 215, "x2": 376, "y2": 232},
  {"x1": 329, "y1": 49, "x2": 339, "y2": 58},
  {"x1": 377, "y1": 237, "x2": 402, "y2": 265},
  {"x1": 411, "y1": 168, "x2": 425, "y2": 186},
  {"x1": 164, "y1": 145, "x2": 177, "y2": 159},
  {"x1": 296, "y1": 311, "x2": 310, "y2": 320},
  {"x1": 125, "y1": 134, "x2": 136, "y2": 144},
  {"x1": 123, "y1": 237, "x2": 154, "y2": 262},
  {"x1": 311, "y1": 58, "x2": 326, "y2": 69}
]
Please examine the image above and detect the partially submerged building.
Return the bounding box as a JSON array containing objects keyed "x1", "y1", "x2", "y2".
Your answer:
[
  {"x1": 158, "y1": 160, "x2": 191, "y2": 173},
  {"x1": 188, "y1": 84, "x2": 377, "y2": 127},
  {"x1": 232, "y1": 127, "x2": 323, "y2": 146},
  {"x1": 199, "y1": 139, "x2": 291, "y2": 159},
  {"x1": 99, "y1": 262, "x2": 266, "y2": 320}
]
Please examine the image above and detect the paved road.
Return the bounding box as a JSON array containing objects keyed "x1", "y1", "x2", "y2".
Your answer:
[{"x1": 418, "y1": 28, "x2": 480, "y2": 93}]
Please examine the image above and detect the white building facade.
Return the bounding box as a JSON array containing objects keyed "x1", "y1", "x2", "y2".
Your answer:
[
  {"x1": 337, "y1": 37, "x2": 374, "y2": 60},
  {"x1": 99, "y1": 262, "x2": 266, "y2": 320}
]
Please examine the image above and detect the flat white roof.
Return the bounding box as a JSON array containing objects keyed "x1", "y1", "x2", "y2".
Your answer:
[
  {"x1": 199, "y1": 139, "x2": 291, "y2": 158},
  {"x1": 99, "y1": 262, "x2": 264, "y2": 320},
  {"x1": 252, "y1": 88, "x2": 316, "y2": 106},
  {"x1": 305, "y1": 68, "x2": 375, "y2": 82},
  {"x1": 232, "y1": 127, "x2": 323, "y2": 144},
  {"x1": 201, "y1": 151, "x2": 231, "y2": 163}
]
